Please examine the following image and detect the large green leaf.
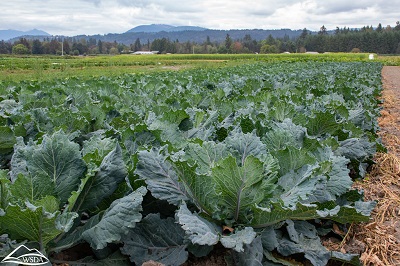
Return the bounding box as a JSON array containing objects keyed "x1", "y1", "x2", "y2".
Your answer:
[
  {"x1": 251, "y1": 198, "x2": 376, "y2": 228},
  {"x1": 263, "y1": 119, "x2": 306, "y2": 150},
  {"x1": 51, "y1": 213, "x2": 101, "y2": 253},
  {"x1": 146, "y1": 111, "x2": 185, "y2": 147},
  {"x1": 10, "y1": 131, "x2": 86, "y2": 204},
  {"x1": 71, "y1": 143, "x2": 128, "y2": 212},
  {"x1": 348, "y1": 107, "x2": 374, "y2": 132},
  {"x1": 0, "y1": 99, "x2": 20, "y2": 118},
  {"x1": 82, "y1": 187, "x2": 146, "y2": 250},
  {"x1": 277, "y1": 220, "x2": 331, "y2": 266},
  {"x1": 336, "y1": 137, "x2": 376, "y2": 161},
  {"x1": 184, "y1": 141, "x2": 229, "y2": 175},
  {"x1": 176, "y1": 203, "x2": 220, "y2": 246},
  {"x1": 186, "y1": 109, "x2": 218, "y2": 140},
  {"x1": 318, "y1": 200, "x2": 377, "y2": 224},
  {"x1": 264, "y1": 129, "x2": 299, "y2": 151},
  {"x1": 225, "y1": 130, "x2": 266, "y2": 165},
  {"x1": 276, "y1": 219, "x2": 360, "y2": 265},
  {"x1": 277, "y1": 164, "x2": 324, "y2": 207},
  {"x1": 220, "y1": 227, "x2": 256, "y2": 252},
  {"x1": 9, "y1": 138, "x2": 32, "y2": 180},
  {"x1": 52, "y1": 109, "x2": 90, "y2": 133},
  {"x1": 273, "y1": 148, "x2": 354, "y2": 207},
  {"x1": 0, "y1": 126, "x2": 16, "y2": 154},
  {"x1": 135, "y1": 148, "x2": 189, "y2": 206},
  {"x1": 272, "y1": 146, "x2": 315, "y2": 176},
  {"x1": 82, "y1": 134, "x2": 116, "y2": 164},
  {"x1": 271, "y1": 101, "x2": 296, "y2": 122},
  {"x1": 212, "y1": 155, "x2": 275, "y2": 222},
  {"x1": 0, "y1": 171, "x2": 11, "y2": 210},
  {"x1": 318, "y1": 149, "x2": 353, "y2": 198},
  {"x1": 231, "y1": 236, "x2": 263, "y2": 266},
  {"x1": 9, "y1": 173, "x2": 54, "y2": 205},
  {"x1": 0, "y1": 196, "x2": 76, "y2": 248},
  {"x1": 306, "y1": 111, "x2": 340, "y2": 137},
  {"x1": 121, "y1": 213, "x2": 188, "y2": 266},
  {"x1": 251, "y1": 201, "x2": 322, "y2": 228},
  {"x1": 175, "y1": 160, "x2": 219, "y2": 216}
]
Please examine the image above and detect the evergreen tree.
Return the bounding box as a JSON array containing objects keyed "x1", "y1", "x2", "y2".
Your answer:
[
  {"x1": 242, "y1": 34, "x2": 258, "y2": 53},
  {"x1": 296, "y1": 28, "x2": 309, "y2": 52},
  {"x1": 300, "y1": 28, "x2": 309, "y2": 39},
  {"x1": 206, "y1": 35, "x2": 211, "y2": 45},
  {"x1": 395, "y1": 21, "x2": 400, "y2": 31},
  {"x1": 266, "y1": 34, "x2": 275, "y2": 45},
  {"x1": 376, "y1": 23, "x2": 383, "y2": 32},
  {"x1": 133, "y1": 38, "x2": 142, "y2": 52},
  {"x1": 32, "y1": 39, "x2": 43, "y2": 54},
  {"x1": 98, "y1": 40, "x2": 103, "y2": 54},
  {"x1": 225, "y1": 34, "x2": 232, "y2": 52},
  {"x1": 318, "y1": 25, "x2": 327, "y2": 35},
  {"x1": 0, "y1": 41, "x2": 12, "y2": 54}
]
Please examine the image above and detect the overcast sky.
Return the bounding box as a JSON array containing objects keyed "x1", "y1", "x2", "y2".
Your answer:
[{"x1": 1, "y1": 0, "x2": 399, "y2": 36}]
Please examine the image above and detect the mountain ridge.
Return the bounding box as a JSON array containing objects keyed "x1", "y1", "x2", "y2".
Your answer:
[
  {"x1": 0, "y1": 29, "x2": 50, "y2": 41},
  {"x1": 92, "y1": 28, "x2": 304, "y2": 45},
  {"x1": 126, "y1": 24, "x2": 208, "y2": 33}
]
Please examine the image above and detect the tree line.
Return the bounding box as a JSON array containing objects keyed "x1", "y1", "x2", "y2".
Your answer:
[
  {"x1": 1, "y1": 22, "x2": 400, "y2": 55},
  {"x1": 300, "y1": 22, "x2": 400, "y2": 54},
  {"x1": 0, "y1": 37, "x2": 127, "y2": 55}
]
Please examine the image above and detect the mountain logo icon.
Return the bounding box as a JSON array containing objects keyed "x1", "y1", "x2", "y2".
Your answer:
[{"x1": 0, "y1": 245, "x2": 50, "y2": 265}]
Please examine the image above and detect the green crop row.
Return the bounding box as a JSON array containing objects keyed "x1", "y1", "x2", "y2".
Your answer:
[{"x1": 0, "y1": 52, "x2": 377, "y2": 71}]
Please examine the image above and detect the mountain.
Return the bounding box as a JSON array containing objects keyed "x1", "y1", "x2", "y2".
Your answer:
[
  {"x1": 0, "y1": 29, "x2": 50, "y2": 41},
  {"x1": 91, "y1": 28, "x2": 303, "y2": 45},
  {"x1": 171, "y1": 26, "x2": 208, "y2": 32},
  {"x1": 127, "y1": 24, "x2": 208, "y2": 33}
]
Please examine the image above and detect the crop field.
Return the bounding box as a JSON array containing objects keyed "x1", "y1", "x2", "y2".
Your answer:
[
  {"x1": 2, "y1": 52, "x2": 396, "y2": 82},
  {"x1": 0, "y1": 55, "x2": 387, "y2": 265}
]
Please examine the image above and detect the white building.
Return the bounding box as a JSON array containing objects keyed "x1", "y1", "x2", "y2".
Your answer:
[{"x1": 131, "y1": 51, "x2": 159, "y2": 55}]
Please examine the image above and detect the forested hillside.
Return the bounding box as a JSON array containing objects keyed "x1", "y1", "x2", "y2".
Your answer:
[{"x1": 1, "y1": 22, "x2": 399, "y2": 55}]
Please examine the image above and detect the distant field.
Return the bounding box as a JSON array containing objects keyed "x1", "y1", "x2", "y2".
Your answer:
[{"x1": 0, "y1": 53, "x2": 397, "y2": 82}]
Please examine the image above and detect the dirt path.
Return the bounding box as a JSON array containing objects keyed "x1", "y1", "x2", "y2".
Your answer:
[{"x1": 347, "y1": 66, "x2": 400, "y2": 266}]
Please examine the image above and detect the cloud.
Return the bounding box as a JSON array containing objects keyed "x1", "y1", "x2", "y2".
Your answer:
[
  {"x1": 312, "y1": 0, "x2": 376, "y2": 14},
  {"x1": 81, "y1": 0, "x2": 102, "y2": 7},
  {"x1": 1, "y1": 0, "x2": 399, "y2": 36}
]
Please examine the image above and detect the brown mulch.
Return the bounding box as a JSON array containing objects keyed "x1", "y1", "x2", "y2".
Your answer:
[{"x1": 326, "y1": 66, "x2": 400, "y2": 266}]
